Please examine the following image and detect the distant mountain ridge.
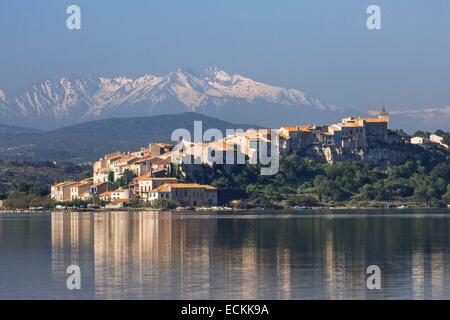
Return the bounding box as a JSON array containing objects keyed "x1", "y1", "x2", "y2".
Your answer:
[
  {"x1": 0, "y1": 113, "x2": 260, "y2": 162},
  {"x1": 1, "y1": 67, "x2": 448, "y2": 131},
  {"x1": 0, "y1": 67, "x2": 340, "y2": 129},
  {"x1": 0, "y1": 123, "x2": 42, "y2": 134}
]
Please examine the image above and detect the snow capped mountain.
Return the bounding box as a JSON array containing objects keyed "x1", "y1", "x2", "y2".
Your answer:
[
  {"x1": 0, "y1": 67, "x2": 339, "y2": 129},
  {"x1": 1, "y1": 67, "x2": 448, "y2": 131}
]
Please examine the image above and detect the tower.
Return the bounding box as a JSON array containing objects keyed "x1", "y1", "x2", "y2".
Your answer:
[{"x1": 378, "y1": 107, "x2": 389, "y2": 123}]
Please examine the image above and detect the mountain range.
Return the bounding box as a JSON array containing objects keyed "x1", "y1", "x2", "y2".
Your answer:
[
  {"x1": 0, "y1": 67, "x2": 343, "y2": 129},
  {"x1": 0, "y1": 67, "x2": 448, "y2": 131}
]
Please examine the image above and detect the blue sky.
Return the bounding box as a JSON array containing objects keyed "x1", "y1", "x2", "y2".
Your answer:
[{"x1": 1, "y1": 0, "x2": 450, "y2": 111}]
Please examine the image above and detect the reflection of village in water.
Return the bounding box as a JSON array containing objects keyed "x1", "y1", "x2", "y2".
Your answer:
[{"x1": 48, "y1": 212, "x2": 450, "y2": 299}]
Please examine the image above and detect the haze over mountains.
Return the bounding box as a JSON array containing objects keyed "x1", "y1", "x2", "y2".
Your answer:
[
  {"x1": 378, "y1": 107, "x2": 450, "y2": 132},
  {"x1": 0, "y1": 67, "x2": 448, "y2": 131}
]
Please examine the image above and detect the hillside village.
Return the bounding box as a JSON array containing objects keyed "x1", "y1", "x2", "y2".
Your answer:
[{"x1": 49, "y1": 110, "x2": 450, "y2": 208}]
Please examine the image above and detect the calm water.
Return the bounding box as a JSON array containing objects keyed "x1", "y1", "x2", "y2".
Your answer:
[{"x1": 1, "y1": 209, "x2": 450, "y2": 300}]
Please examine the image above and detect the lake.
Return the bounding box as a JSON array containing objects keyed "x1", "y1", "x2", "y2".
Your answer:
[{"x1": 1, "y1": 209, "x2": 450, "y2": 299}]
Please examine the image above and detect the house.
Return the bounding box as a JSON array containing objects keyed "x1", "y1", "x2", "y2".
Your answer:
[
  {"x1": 111, "y1": 188, "x2": 132, "y2": 203},
  {"x1": 359, "y1": 118, "x2": 388, "y2": 144},
  {"x1": 150, "y1": 156, "x2": 173, "y2": 173},
  {"x1": 430, "y1": 134, "x2": 449, "y2": 149},
  {"x1": 99, "y1": 191, "x2": 112, "y2": 202},
  {"x1": 340, "y1": 118, "x2": 367, "y2": 149},
  {"x1": 81, "y1": 192, "x2": 92, "y2": 201},
  {"x1": 93, "y1": 152, "x2": 123, "y2": 183},
  {"x1": 278, "y1": 126, "x2": 317, "y2": 153},
  {"x1": 0, "y1": 200, "x2": 4, "y2": 208},
  {"x1": 70, "y1": 181, "x2": 91, "y2": 200},
  {"x1": 148, "y1": 183, "x2": 218, "y2": 206},
  {"x1": 137, "y1": 175, "x2": 178, "y2": 200},
  {"x1": 90, "y1": 182, "x2": 115, "y2": 196},
  {"x1": 319, "y1": 131, "x2": 334, "y2": 146},
  {"x1": 148, "y1": 143, "x2": 174, "y2": 155},
  {"x1": 51, "y1": 181, "x2": 78, "y2": 202},
  {"x1": 411, "y1": 136, "x2": 431, "y2": 145},
  {"x1": 327, "y1": 124, "x2": 343, "y2": 146},
  {"x1": 93, "y1": 168, "x2": 111, "y2": 184}
]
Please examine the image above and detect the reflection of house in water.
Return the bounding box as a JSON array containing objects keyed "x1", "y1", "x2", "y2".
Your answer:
[
  {"x1": 240, "y1": 245, "x2": 257, "y2": 299},
  {"x1": 95, "y1": 212, "x2": 217, "y2": 299},
  {"x1": 46, "y1": 213, "x2": 450, "y2": 299},
  {"x1": 431, "y1": 251, "x2": 445, "y2": 298},
  {"x1": 93, "y1": 212, "x2": 176, "y2": 298},
  {"x1": 52, "y1": 212, "x2": 217, "y2": 299},
  {"x1": 411, "y1": 246, "x2": 447, "y2": 299},
  {"x1": 276, "y1": 248, "x2": 291, "y2": 299},
  {"x1": 411, "y1": 248, "x2": 425, "y2": 299},
  {"x1": 322, "y1": 224, "x2": 368, "y2": 300},
  {"x1": 51, "y1": 212, "x2": 95, "y2": 298}
]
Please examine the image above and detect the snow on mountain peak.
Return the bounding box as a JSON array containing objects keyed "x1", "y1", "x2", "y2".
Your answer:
[
  {"x1": 0, "y1": 67, "x2": 336, "y2": 128},
  {"x1": 204, "y1": 66, "x2": 233, "y2": 83}
]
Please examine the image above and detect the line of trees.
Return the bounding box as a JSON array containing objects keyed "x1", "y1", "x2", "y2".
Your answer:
[{"x1": 205, "y1": 153, "x2": 450, "y2": 208}]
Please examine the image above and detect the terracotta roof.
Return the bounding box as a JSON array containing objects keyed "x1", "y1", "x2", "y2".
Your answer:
[
  {"x1": 73, "y1": 182, "x2": 90, "y2": 188},
  {"x1": 151, "y1": 183, "x2": 217, "y2": 193},
  {"x1": 278, "y1": 132, "x2": 290, "y2": 139},
  {"x1": 99, "y1": 191, "x2": 112, "y2": 197},
  {"x1": 138, "y1": 175, "x2": 178, "y2": 182},
  {"x1": 152, "y1": 143, "x2": 173, "y2": 148},
  {"x1": 54, "y1": 181, "x2": 76, "y2": 187},
  {"x1": 113, "y1": 155, "x2": 138, "y2": 164},
  {"x1": 152, "y1": 184, "x2": 172, "y2": 192},
  {"x1": 140, "y1": 155, "x2": 158, "y2": 161},
  {"x1": 341, "y1": 122, "x2": 364, "y2": 128},
  {"x1": 359, "y1": 117, "x2": 388, "y2": 123},
  {"x1": 329, "y1": 124, "x2": 342, "y2": 131},
  {"x1": 280, "y1": 126, "x2": 312, "y2": 132},
  {"x1": 152, "y1": 157, "x2": 172, "y2": 165},
  {"x1": 280, "y1": 126, "x2": 299, "y2": 132}
]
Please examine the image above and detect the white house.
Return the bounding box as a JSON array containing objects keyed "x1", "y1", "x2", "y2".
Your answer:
[
  {"x1": 111, "y1": 188, "x2": 132, "y2": 203},
  {"x1": 137, "y1": 175, "x2": 178, "y2": 200}
]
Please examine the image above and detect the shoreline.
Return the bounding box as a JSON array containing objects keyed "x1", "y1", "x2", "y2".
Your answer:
[{"x1": 1, "y1": 206, "x2": 450, "y2": 215}]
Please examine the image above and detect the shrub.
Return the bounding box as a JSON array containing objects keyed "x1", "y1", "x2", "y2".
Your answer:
[{"x1": 151, "y1": 199, "x2": 178, "y2": 210}]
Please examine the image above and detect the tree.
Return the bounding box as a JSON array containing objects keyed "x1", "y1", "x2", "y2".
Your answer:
[
  {"x1": 314, "y1": 175, "x2": 347, "y2": 202},
  {"x1": 108, "y1": 171, "x2": 114, "y2": 183},
  {"x1": 286, "y1": 194, "x2": 318, "y2": 207},
  {"x1": 4, "y1": 192, "x2": 32, "y2": 209},
  {"x1": 115, "y1": 169, "x2": 137, "y2": 188},
  {"x1": 413, "y1": 130, "x2": 430, "y2": 138},
  {"x1": 357, "y1": 181, "x2": 388, "y2": 201},
  {"x1": 151, "y1": 199, "x2": 178, "y2": 210},
  {"x1": 441, "y1": 185, "x2": 450, "y2": 204},
  {"x1": 412, "y1": 176, "x2": 445, "y2": 206}
]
